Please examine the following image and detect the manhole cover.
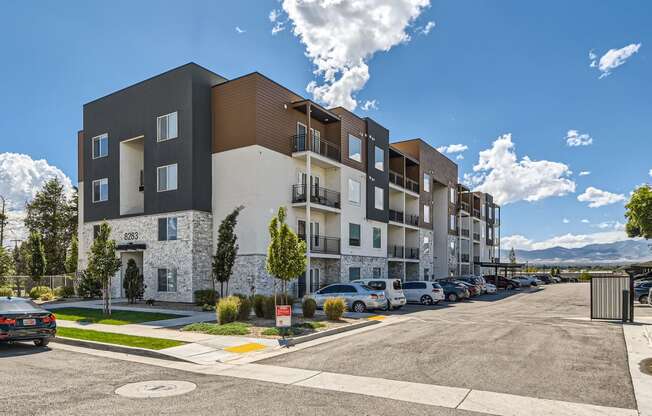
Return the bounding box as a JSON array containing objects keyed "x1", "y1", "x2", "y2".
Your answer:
[
  {"x1": 640, "y1": 358, "x2": 652, "y2": 376},
  {"x1": 115, "y1": 380, "x2": 196, "y2": 398}
]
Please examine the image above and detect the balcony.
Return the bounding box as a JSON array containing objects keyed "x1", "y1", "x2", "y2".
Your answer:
[
  {"x1": 389, "y1": 170, "x2": 404, "y2": 188},
  {"x1": 405, "y1": 177, "x2": 419, "y2": 193},
  {"x1": 459, "y1": 201, "x2": 470, "y2": 212},
  {"x1": 461, "y1": 229, "x2": 470, "y2": 238},
  {"x1": 461, "y1": 254, "x2": 470, "y2": 263},
  {"x1": 406, "y1": 247, "x2": 419, "y2": 260},
  {"x1": 299, "y1": 234, "x2": 340, "y2": 255},
  {"x1": 388, "y1": 245, "x2": 404, "y2": 258},
  {"x1": 292, "y1": 134, "x2": 340, "y2": 163},
  {"x1": 389, "y1": 209, "x2": 404, "y2": 223},
  {"x1": 473, "y1": 208, "x2": 481, "y2": 218},
  {"x1": 473, "y1": 256, "x2": 480, "y2": 263},
  {"x1": 405, "y1": 214, "x2": 419, "y2": 227},
  {"x1": 292, "y1": 184, "x2": 341, "y2": 209},
  {"x1": 473, "y1": 232, "x2": 480, "y2": 241}
]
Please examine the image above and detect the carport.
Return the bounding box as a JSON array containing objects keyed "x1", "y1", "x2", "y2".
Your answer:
[{"x1": 475, "y1": 261, "x2": 524, "y2": 277}]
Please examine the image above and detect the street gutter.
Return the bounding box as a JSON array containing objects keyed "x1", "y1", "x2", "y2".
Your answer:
[{"x1": 51, "y1": 337, "x2": 193, "y2": 363}]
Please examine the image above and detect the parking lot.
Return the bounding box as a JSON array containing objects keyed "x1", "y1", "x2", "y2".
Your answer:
[{"x1": 263, "y1": 283, "x2": 638, "y2": 410}]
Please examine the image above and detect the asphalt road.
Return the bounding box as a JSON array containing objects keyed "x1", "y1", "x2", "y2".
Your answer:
[
  {"x1": 263, "y1": 283, "x2": 637, "y2": 410},
  {"x1": 0, "y1": 343, "x2": 486, "y2": 416}
]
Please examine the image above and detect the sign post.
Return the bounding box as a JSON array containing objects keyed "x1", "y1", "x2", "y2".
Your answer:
[{"x1": 275, "y1": 305, "x2": 292, "y2": 328}]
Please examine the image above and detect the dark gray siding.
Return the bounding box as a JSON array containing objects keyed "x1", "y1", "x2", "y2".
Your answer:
[
  {"x1": 82, "y1": 63, "x2": 226, "y2": 222},
  {"x1": 365, "y1": 118, "x2": 389, "y2": 222}
]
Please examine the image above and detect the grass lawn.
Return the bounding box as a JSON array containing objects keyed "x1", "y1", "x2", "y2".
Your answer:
[
  {"x1": 182, "y1": 322, "x2": 251, "y2": 336},
  {"x1": 57, "y1": 327, "x2": 185, "y2": 350},
  {"x1": 52, "y1": 308, "x2": 182, "y2": 325}
]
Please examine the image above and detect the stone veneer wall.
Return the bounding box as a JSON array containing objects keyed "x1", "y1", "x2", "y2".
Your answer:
[
  {"x1": 340, "y1": 255, "x2": 387, "y2": 281},
  {"x1": 78, "y1": 210, "x2": 212, "y2": 303}
]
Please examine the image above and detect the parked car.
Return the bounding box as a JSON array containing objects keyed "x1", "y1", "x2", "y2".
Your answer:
[
  {"x1": 0, "y1": 297, "x2": 56, "y2": 346},
  {"x1": 485, "y1": 283, "x2": 497, "y2": 294},
  {"x1": 530, "y1": 276, "x2": 544, "y2": 285},
  {"x1": 309, "y1": 283, "x2": 386, "y2": 313},
  {"x1": 513, "y1": 276, "x2": 532, "y2": 287},
  {"x1": 551, "y1": 276, "x2": 562, "y2": 283},
  {"x1": 437, "y1": 280, "x2": 470, "y2": 302},
  {"x1": 634, "y1": 281, "x2": 652, "y2": 304},
  {"x1": 534, "y1": 274, "x2": 554, "y2": 284},
  {"x1": 454, "y1": 280, "x2": 480, "y2": 297},
  {"x1": 351, "y1": 279, "x2": 406, "y2": 310},
  {"x1": 484, "y1": 275, "x2": 520, "y2": 290},
  {"x1": 458, "y1": 276, "x2": 487, "y2": 293},
  {"x1": 402, "y1": 281, "x2": 445, "y2": 305}
]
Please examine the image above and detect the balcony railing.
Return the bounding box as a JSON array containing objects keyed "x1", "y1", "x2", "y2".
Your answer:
[
  {"x1": 389, "y1": 170, "x2": 404, "y2": 187},
  {"x1": 388, "y1": 245, "x2": 404, "y2": 258},
  {"x1": 405, "y1": 214, "x2": 419, "y2": 226},
  {"x1": 473, "y1": 233, "x2": 480, "y2": 241},
  {"x1": 291, "y1": 134, "x2": 340, "y2": 162},
  {"x1": 473, "y1": 209, "x2": 481, "y2": 218},
  {"x1": 461, "y1": 254, "x2": 470, "y2": 263},
  {"x1": 459, "y1": 201, "x2": 470, "y2": 212},
  {"x1": 473, "y1": 256, "x2": 480, "y2": 263},
  {"x1": 461, "y1": 229, "x2": 470, "y2": 238},
  {"x1": 298, "y1": 234, "x2": 340, "y2": 255},
  {"x1": 406, "y1": 247, "x2": 419, "y2": 259},
  {"x1": 292, "y1": 184, "x2": 341, "y2": 209},
  {"x1": 389, "y1": 209, "x2": 404, "y2": 223},
  {"x1": 405, "y1": 177, "x2": 419, "y2": 193}
]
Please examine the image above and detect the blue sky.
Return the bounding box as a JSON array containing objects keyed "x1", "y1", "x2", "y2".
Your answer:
[{"x1": 0, "y1": 0, "x2": 650, "y2": 249}]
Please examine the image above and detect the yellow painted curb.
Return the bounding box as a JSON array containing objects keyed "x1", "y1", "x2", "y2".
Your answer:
[
  {"x1": 224, "y1": 343, "x2": 267, "y2": 354},
  {"x1": 367, "y1": 316, "x2": 386, "y2": 321}
]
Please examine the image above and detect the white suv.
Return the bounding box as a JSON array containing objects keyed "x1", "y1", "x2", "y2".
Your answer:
[
  {"x1": 351, "y1": 279, "x2": 406, "y2": 310},
  {"x1": 402, "y1": 281, "x2": 445, "y2": 305}
]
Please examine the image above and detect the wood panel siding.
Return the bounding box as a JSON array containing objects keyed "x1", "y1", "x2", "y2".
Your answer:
[
  {"x1": 212, "y1": 75, "x2": 257, "y2": 153},
  {"x1": 330, "y1": 107, "x2": 366, "y2": 172},
  {"x1": 77, "y1": 130, "x2": 84, "y2": 181}
]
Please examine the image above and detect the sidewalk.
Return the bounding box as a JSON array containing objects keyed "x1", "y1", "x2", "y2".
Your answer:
[{"x1": 623, "y1": 318, "x2": 652, "y2": 416}]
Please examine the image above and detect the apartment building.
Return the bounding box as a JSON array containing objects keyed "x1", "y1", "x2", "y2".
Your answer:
[{"x1": 77, "y1": 63, "x2": 501, "y2": 302}]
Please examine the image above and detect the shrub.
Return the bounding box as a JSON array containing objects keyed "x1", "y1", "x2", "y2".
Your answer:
[
  {"x1": 77, "y1": 271, "x2": 102, "y2": 299},
  {"x1": 253, "y1": 294, "x2": 266, "y2": 317},
  {"x1": 237, "y1": 297, "x2": 252, "y2": 321},
  {"x1": 0, "y1": 287, "x2": 13, "y2": 297},
  {"x1": 217, "y1": 296, "x2": 241, "y2": 324},
  {"x1": 29, "y1": 286, "x2": 52, "y2": 300},
  {"x1": 201, "y1": 304, "x2": 216, "y2": 312},
  {"x1": 302, "y1": 298, "x2": 316, "y2": 318},
  {"x1": 323, "y1": 297, "x2": 346, "y2": 321},
  {"x1": 39, "y1": 291, "x2": 55, "y2": 301},
  {"x1": 54, "y1": 286, "x2": 76, "y2": 298},
  {"x1": 263, "y1": 296, "x2": 276, "y2": 319},
  {"x1": 194, "y1": 289, "x2": 218, "y2": 306},
  {"x1": 579, "y1": 272, "x2": 592, "y2": 281},
  {"x1": 183, "y1": 322, "x2": 251, "y2": 336}
]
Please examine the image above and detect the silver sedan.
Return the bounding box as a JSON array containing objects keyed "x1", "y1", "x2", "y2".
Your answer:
[{"x1": 309, "y1": 283, "x2": 386, "y2": 313}]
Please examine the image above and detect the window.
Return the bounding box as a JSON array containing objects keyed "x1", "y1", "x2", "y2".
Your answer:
[
  {"x1": 157, "y1": 164, "x2": 178, "y2": 192},
  {"x1": 423, "y1": 173, "x2": 430, "y2": 192},
  {"x1": 158, "y1": 217, "x2": 178, "y2": 241},
  {"x1": 157, "y1": 111, "x2": 178, "y2": 141},
  {"x1": 423, "y1": 204, "x2": 430, "y2": 223},
  {"x1": 310, "y1": 269, "x2": 320, "y2": 293},
  {"x1": 422, "y1": 235, "x2": 430, "y2": 255},
  {"x1": 450, "y1": 214, "x2": 456, "y2": 230},
  {"x1": 374, "y1": 146, "x2": 384, "y2": 171},
  {"x1": 92, "y1": 134, "x2": 108, "y2": 159},
  {"x1": 374, "y1": 187, "x2": 383, "y2": 210},
  {"x1": 349, "y1": 223, "x2": 361, "y2": 246},
  {"x1": 348, "y1": 134, "x2": 362, "y2": 162},
  {"x1": 450, "y1": 187, "x2": 456, "y2": 203},
  {"x1": 373, "y1": 227, "x2": 381, "y2": 249},
  {"x1": 488, "y1": 207, "x2": 494, "y2": 220},
  {"x1": 92, "y1": 178, "x2": 108, "y2": 202},
  {"x1": 424, "y1": 268, "x2": 429, "y2": 281},
  {"x1": 348, "y1": 179, "x2": 361, "y2": 205},
  {"x1": 373, "y1": 267, "x2": 382, "y2": 279},
  {"x1": 489, "y1": 227, "x2": 494, "y2": 240},
  {"x1": 349, "y1": 267, "x2": 361, "y2": 280},
  {"x1": 157, "y1": 268, "x2": 177, "y2": 292}
]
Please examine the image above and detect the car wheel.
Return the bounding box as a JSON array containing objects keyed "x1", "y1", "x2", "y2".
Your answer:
[
  {"x1": 352, "y1": 301, "x2": 366, "y2": 313},
  {"x1": 640, "y1": 295, "x2": 649, "y2": 304},
  {"x1": 34, "y1": 338, "x2": 49, "y2": 347},
  {"x1": 420, "y1": 295, "x2": 433, "y2": 305},
  {"x1": 447, "y1": 293, "x2": 458, "y2": 302}
]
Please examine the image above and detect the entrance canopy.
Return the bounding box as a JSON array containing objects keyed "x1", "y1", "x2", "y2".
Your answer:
[{"x1": 116, "y1": 243, "x2": 146, "y2": 251}]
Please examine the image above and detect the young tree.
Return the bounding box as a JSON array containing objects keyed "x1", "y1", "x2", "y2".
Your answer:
[
  {"x1": 65, "y1": 235, "x2": 78, "y2": 274},
  {"x1": 625, "y1": 185, "x2": 652, "y2": 239},
  {"x1": 12, "y1": 242, "x2": 28, "y2": 296},
  {"x1": 212, "y1": 206, "x2": 244, "y2": 298},
  {"x1": 266, "y1": 207, "x2": 307, "y2": 305},
  {"x1": 122, "y1": 259, "x2": 143, "y2": 304},
  {"x1": 25, "y1": 179, "x2": 77, "y2": 276},
  {"x1": 27, "y1": 232, "x2": 46, "y2": 285},
  {"x1": 0, "y1": 246, "x2": 14, "y2": 286},
  {"x1": 86, "y1": 222, "x2": 121, "y2": 315}
]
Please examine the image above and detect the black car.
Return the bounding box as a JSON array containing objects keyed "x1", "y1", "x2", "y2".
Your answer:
[
  {"x1": 0, "y1": 297, "x2": 56, "y2": 346},
  {"x1": 438, "y1": 280, "x2": 470, "y2": 302},
  {"x1": 634, "y1": 280, "x2": 652, "y2": 304},
  {"x1": 535, "y1": 274, "x2": 554, "y2": 284}
]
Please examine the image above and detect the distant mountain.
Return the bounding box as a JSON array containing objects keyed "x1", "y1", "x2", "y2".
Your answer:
[{"x1": 501, "y1": 240, "x2": 652, "y2": 265}]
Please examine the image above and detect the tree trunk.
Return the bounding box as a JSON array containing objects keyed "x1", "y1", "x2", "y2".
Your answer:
[
  {"x1": 102, "y1": 284, "x2": 108, "y2": 315},
  {"x1": 220, "y1": 281, "x2": 224, "y2": 298}
]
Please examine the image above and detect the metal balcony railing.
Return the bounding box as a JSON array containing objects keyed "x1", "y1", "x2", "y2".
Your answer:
[
  {"x1": 461, "y1": 229, "x2": 470, "y2": 238},
  {"x1": 473, "y1": 233, "x2": 480, "y2": 241},
  {"x1": 473, "y1": 256, "x2": 480, "y2": 263},
  {"x1": 389, "y1": 170, "x2": 404, "y2": 187},
  {"x1": 473, "y1": 209, "x2": 481, "y2": 218},
  {"x1": 389, "y1": 209, "x2": 404, "y2": 223},
  {"x1": 388, "y1": 245, "x2": 404, "y2": 258},
  {"x1": 405, "y1": 177, "x2": 419, "y2": 193},
  {"x1": 405, "y1": 214, "x2": 419, "y2": 226},
  {"x1": 459, "y1": 201, "x2": 470, "y2": 212},
  {"x1": 292, "y1": 184, "x2": 341, "y2": 209},
  {"x1": 291, "y1": 134, "x2": 340, "y2": 162},
  {"x1": 461, "y1": 254, "x2": 470, "y2": 263},
  {"x1": 298, "y1": 234, "x2": 340, "y2": 255},
  {"x1": 406, "y1": 247, "x2": 419, "y2": 259}
]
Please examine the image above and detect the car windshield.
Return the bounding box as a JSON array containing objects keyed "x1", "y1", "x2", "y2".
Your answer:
[
  {"x1": 0, "y1": 298, "x2": 43, "y2": 312},
  {"x1": 393, "y1": 280, "x2": 402, "y2": 290},
  {"x1": 360, "y1": 285, "x2": 375, "y2": 292}
]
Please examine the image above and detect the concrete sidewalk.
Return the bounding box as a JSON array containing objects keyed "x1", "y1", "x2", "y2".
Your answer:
[{"x1": 623, "y1": 319, "x2": 652, "y2": 416}]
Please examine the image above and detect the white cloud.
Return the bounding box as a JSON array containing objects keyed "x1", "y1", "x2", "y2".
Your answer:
[
  {"x1": 360, "y1": 99, "x2": 378, "y2": 111},
  {"x1": 577, "y1": 186, "x2": 626, "y2": 208},
  {"x1": 590, "y1": 43, "x2": 642, "y2": 78},
  {"x1": 417, "y1": 20, "x2": 436, "y2": 35},
  {"x1": 0, "y1": 153, "x2": 73, "y2": 245},
  {"x1": 649, "y1": 168, "x2": 652, "y2": 177},
  {"x1": 562, "y1": 218, "x2": 570, "y2": 224},
  {"x1": 436, "y1": 144, "x2": 468, "y2": 154},
  {"x1": 579, "y1": 171, "x2": 591, "y2": 176},
  {"x1": 269, "y1": 9, "x2": 281, "y2": 22},
  {"x1": 593, "y1": 221, "x2": 625, "y2": 230},
  {"x1": 463, "y1": 133, "x2": 576, "y2": 205},
  {"x1": 581, "y1": 219, "x2": 590, "y2": 224},
  {"x1": 456, "y1": 154, "x2": 464, "y2": 161},
  {"x1": 278, "y1": 0, "x2": 430, "y2": 110},
  {"x1": 565, "y1": 129, "x2": 593, "y2": 147},
  {"x1": 235, "y1": 26, "x2": 246, "y2": 34},
  {"x1": 502, "y1": 229, "x2": 629, "y2": 250}
]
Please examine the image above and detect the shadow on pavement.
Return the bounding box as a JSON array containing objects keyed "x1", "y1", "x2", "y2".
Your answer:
[{"x1": 0, "y1": 342, "x2": 51, "y2": 358}]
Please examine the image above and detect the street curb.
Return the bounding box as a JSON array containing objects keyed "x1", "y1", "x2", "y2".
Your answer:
[
  {"x1": 279, "y1": 320, "x2": 380, "y2": 347},
  {"x1": 50, "y1": 337, "x2": 192, "y2": 363}
]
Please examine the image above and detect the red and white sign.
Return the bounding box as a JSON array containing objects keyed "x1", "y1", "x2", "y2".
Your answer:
[{"x1": 275, "y1": 305, "x2": 292, "y2": 328}]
